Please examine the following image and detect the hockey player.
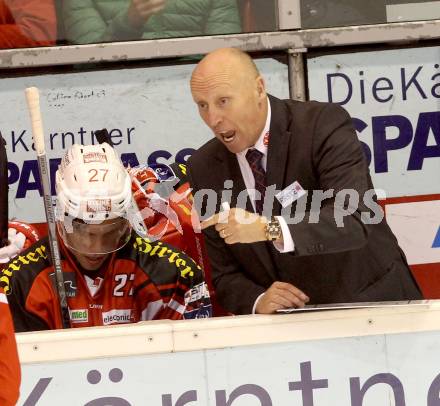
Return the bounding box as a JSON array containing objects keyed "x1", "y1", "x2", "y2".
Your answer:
[
  {"x1": 2, "y1": 143, "x2": 211, "y2": 332},
  {"x1": 0, "y1": 285, "x2": 20, "y2": 406},
  {"x1": 0, "y1": 227, "x2": 40, "y2": 406}
]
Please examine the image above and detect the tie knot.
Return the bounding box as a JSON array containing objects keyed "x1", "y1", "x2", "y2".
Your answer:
[{"x1": 245, "y1": 148, "x2": 264, "y2": 167}]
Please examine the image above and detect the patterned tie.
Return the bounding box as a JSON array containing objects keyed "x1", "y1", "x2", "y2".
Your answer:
[{"x1": 245, "y1": 148, "x2": 266, "y2": 214}]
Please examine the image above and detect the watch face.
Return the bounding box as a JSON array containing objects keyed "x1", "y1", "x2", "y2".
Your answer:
[{"x1": 266, "y1": 218, "x2": 281, "y2": 240}]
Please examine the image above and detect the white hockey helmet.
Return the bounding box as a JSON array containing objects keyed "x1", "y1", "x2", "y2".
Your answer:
[{"x1": 55, "y1": 143, "x2": 133, "y2": 255}]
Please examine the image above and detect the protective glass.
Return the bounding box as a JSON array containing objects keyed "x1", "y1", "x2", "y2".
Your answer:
[{"x1": 57, "y1": 217, "x2": 132, "y2": 255}]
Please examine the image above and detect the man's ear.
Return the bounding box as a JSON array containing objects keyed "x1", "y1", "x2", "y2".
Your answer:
[{"x1": 256, "y1": 76, "x2": 266, "y2": 100}]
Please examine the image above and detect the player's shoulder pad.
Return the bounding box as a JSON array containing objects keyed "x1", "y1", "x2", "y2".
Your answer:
[{"x1": 124, "y1": 235, "x2": 204, "y2": 284}]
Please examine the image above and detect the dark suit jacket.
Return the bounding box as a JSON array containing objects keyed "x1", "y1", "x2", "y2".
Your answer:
[{"x1": 187, "y1": 95, "x2": 423, "y2": 314}]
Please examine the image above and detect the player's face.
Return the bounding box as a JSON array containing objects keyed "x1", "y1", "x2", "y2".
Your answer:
[
  {"x1": 74, "y1": 251, "x2": 109, "y2": 271},
  {"x1": 61, "y1": 218, "x2": 131, "y2": 271},
  {"x1": 191, "y1": 70, "x2": 267, "y2": 154}
]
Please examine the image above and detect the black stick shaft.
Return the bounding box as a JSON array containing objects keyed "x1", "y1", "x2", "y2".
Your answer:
[{"x1": 36, "y1": 154, "x2": 70, "y2": 328}]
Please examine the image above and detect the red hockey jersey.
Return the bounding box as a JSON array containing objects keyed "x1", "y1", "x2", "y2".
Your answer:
[
  {"x1": 0, "y1": 287, "x2": 20, "y2": 406},
  {"x1": 1, "y1": 234, "x2": 211, "y2": 332}
]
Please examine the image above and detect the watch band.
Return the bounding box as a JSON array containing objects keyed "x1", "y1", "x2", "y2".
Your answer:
[{"x1": 265, "y1": 216, "x2": 282, "y2": 241}]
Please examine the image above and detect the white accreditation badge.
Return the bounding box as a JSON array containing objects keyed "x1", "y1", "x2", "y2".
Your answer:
[{"x1": 275, "y1": 181, "x2": 306, "y2": 208}]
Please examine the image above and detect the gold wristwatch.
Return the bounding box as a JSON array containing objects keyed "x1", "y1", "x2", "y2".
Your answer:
[{"x1": 265, "y1": 216, "x2": 282, "y2": 241}]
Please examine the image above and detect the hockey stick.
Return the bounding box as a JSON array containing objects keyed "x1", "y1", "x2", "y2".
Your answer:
[
  {"x1": 94, "y1": 128, "x2": 113, "y2": 146},
  {"x1": 0, "y1": 132, "x2": 8, "y2": 248},
  {"x1": 25, "y1": 87, "x2": 70, "y2": 329}
]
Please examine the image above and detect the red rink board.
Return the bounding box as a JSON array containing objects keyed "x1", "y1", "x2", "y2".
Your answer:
[{"x1": 382, "y1": 194, "x2": 440, "y2": 298}]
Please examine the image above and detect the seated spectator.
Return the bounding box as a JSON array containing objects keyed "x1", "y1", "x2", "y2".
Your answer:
[
  {"x1": 62, "y1": 0, "x2": 241, "y2": 45},
  {"x1": 1, "y1": 143, "x2": 211, "y2": 332},
  {"x1": 238, "y1": 0, "x2": 277, "y2": 32},
  {"x1": 0, "y1": 0, "x2": 56, "y2": 49}
]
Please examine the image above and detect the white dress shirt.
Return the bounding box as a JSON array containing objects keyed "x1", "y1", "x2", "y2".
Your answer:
[{"x1": 234, "y1": 98, "x2": 295, "y2": 313}]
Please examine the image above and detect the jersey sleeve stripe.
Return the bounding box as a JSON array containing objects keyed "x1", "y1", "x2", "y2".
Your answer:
[
  {"x1": 168, "y1": 299, "x2": 186, "y2": 314},
  {"x1": 140, "y1": 299, "x2": 164, "y2": 320},
  {"x1": 133, "y1": 279, "x2": 153, "y2": 297}
]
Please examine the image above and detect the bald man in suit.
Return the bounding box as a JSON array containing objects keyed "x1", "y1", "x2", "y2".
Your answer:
[{"x1": 187, "y1": 48, "x2": 422, "y2": 315}]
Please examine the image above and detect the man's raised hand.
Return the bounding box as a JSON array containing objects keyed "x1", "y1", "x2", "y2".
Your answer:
[
  {"x1": 201, "y1": 208, "x2": 268, "y2": 244},
  {"x1": 127, "y1": 0, "x2": 167, "y2": 28}
]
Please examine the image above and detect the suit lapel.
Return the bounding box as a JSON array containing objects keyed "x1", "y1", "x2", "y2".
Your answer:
[
  {"x1": 266, "y1": 95, "x2": 293, "y2": 216},
  {"x1": 218, "y1": 96, "x2": 294, "y2": 216}
]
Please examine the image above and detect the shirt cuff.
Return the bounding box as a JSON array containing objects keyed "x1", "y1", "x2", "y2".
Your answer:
[
  {"x1": 252, "y1": 293, "x2": 265, "y2": 314},
  {"x1": 273, "y1": 216, "x2": 295, "y2": 253}
]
